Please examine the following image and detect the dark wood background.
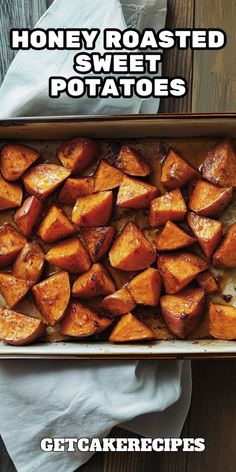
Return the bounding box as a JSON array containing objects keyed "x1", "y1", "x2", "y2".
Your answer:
[{"x1": 1, "y1": 1, "x2": 236, "y2": 471}]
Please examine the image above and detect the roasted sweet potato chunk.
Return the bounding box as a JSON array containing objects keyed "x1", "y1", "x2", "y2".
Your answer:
[
  {"x1": 82, "y1": 226, "x2": 116, "y2": 262},
  {"x1": 189, "y1": 180, "x2": 232, "y2": 218},
  {"x1": 213, "y1": 222, "x2": 236, "y2": 268},
  {"x1": 0, "y1": 144, "x2": 39, "y2": 181},
  {"x1": 160, "y1": 288, "x2": 205, "y2": 339},
  {"x1": 45, "y1": 237, "x2": 91, "y2": 273},
  {"x1": 13, "y1": 242, "x2": 44, "y2": 283},
  {"x1": 161, "y1": 149, "x2": 199, "y2": 189},
  {"x1": 0, "y1": 175, "x2": 22, "y2": 210},
  {"x1": 0, "y1": 224, "x2": 26, "y2": 268},
  {"x1": 57, "y1": 137, "x2": 99, "y2": 174},
  {"x1": 209, "y1": 303, "x2": 236, "y2": 340},
  {"x1": 109, "y1": 222, "x2": 156, "y2": 271},
  {"x1": 153, "y1": 221, "x2": 195, "y2": 251},
  {"x1": 115, "y1": 145, "x2": 150, "y2": 177},
  {"x1": 0, "y1": 273, "x2": 32, "y2": 309},
  {"x1": 109, "y1": 312, "x2": 154, "y2": 343},
  {"x1": 187, "y1": 211, "x2": 222, "y2": 258},
  {"x1": 61, "y1": 302, "x2": 111, "y2": 337},
  {"x1": 14, "y1": 196, "x2": 43, "y2": 237},
  {"x1": 102, "y1": 288, "x2": 136, "y2": 316},
  {"x1": 143, "y1": 317, "x2": 175, "y2": 340},
  {"x1": 202, "y1": 139, "x2": 236, "y2": 188},
  {"x1": 95, "y1": 160, "x2": 123, "y2": 191},
  {"x1": 117, "y1": 176, "x2": 159, "y2": 209},
  {"x1": 58, "y1": 177, "x2": 94, "y2": 206},
  {"x1": 158, "y1": 251, "x2": 208, "y2": 294},
  {"x1": 23, "y1": 164, "x2": 70, "y2": 201},
  {"x1": 72, "y1": 191, "x2": 113, "y2": 227},
  {"x1": 0, "y1": 309, "x2": 44, "y2": 345},
  {"x1": 150, "y1": 189, "x2": 187, "y2": 227},
  {"x1": 37, "y1": 204, "x2": 75, "y2": 243},
  {"x1": 196, "y1": 270, "x2": 219, "y2": 293},
  {"x1": 72, "y1": 263, "x2": 115, "y2": 298},
  {"x1": 128, "y1": 268, "x2": 161, "y2": 306},
  {"x1": 32, "y1": 271, "x2": 70, "y2": 325}
]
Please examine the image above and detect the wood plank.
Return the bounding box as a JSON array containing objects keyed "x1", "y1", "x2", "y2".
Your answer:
[{"x1": 192, "y1": 0, "x2": 236, "y2": 112}]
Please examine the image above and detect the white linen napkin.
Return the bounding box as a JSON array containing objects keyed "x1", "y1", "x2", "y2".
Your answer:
[{"x1": 0, "y1": 1, "x2": 192, "y2": 471}]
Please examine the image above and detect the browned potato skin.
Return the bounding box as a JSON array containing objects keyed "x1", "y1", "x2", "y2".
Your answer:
[
  {"x1": 0, "y1": 273, "x2": 32, "y2": 308},
  {"x1": 109, "y1": 312, "x2": 155, "y2": 343},
  {"x1": 22, "y1": 164, "x2": 70, "y2": 201},
  {"x1": 0, "y1": 309, "x2": 44, "y2": 345},
  {"x1": 187, "y1": 211, "x2": 222, "y2": 259},
  {"x1": 58, "y1": 177, "x2": 94, "y2": 206},
  {"x1": 57, "y1": 138, "x2": 99, "y2": 174},
  {"x1": 153, "y1": 221, "x2": 195, "y2": 251},
  {"x1": 213, "y1": 222, "x2": 236, "y2": 268},
  {"x1": 0, "y1": 175, "x2": 22, "y2": 210},
  {"x1": 128, "y1": 268, "x2": 161, "y2": 306},
  {"x1": 161, "y1": 149, "x2": 200, "y2": 189},
  {"x1": 196, "y1": 270, "x2": 219, "y2": 294},
  {"x1": 115, "y1": 145, "x2": 151, "y2": 177},
  {"x1": 149, "y1": 188, "x2": 187, "y2": 227},
  {"x1": 209, "y1": 303, "x2": 236, "y2": 340},
  {"x1": 160, "y1": 288, "x2": 205, "y2": 339},
  {"x1": 72, "y1": 263, "x2": 115, "y2": 298},
  {"x1": 117, "y1": 175, "x2": 159, "y2": 209},
  {"x1": 82, "y1": 226, "x2": 116, "y2": 262},
  {"x1": 0, "y1": 224, "x2": 26, "y2": 268},
  {"x1": 158, "y1": 251, "x2": 208, "y2": 294},
  {"x1": 61, "y1": 301, "x2": 111, "y2": 337},
  {"x1": 37, "y1": 204, "x2": 75, "y2": 243},
  {"x1": 32, "y1": 271, "x2": 70, "y2": 326},
  {"x1": 72, "y1": 191, "x2": 113, "y2": 227},
  {"x1": 0, "y1": 144, "x2": 39, "y2": 181},
  {"x1": 13, "y1": 242, "x2": 45, "y2": 283},
  {"x1": 95, "y1": 160, "x2": 123, "y2": 191},
  {"x1": 189, "y1": 180, "x2": 232, "y2": 218},
  {"x1": 102, "y1": 288, "x2": 136, "y2": 316},
  {"x1": 45, "y1": 237, "x2": 91, "y2": 273},
  {"x1": 143, "y1": 317, "x2": 175, "y2": 340},
  {"x1": 14, "y1": 196, "x2": 43, "y2": 237},
  {"x1": 202, "y1": 139, "x2": 236, "y2": 188}
]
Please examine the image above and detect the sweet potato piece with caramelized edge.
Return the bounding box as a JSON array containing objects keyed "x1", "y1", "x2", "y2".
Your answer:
[
  {"x1": 160, "y1": 288, "x2": 205, "y2": 339},
  {"x1": 0, "y1": 309, "x2": 44, "y2": 345},
  {"x1": 154, "y1": 221, "x2": 195, "y2": 251},
  {"x1": 158, "y1": 251, "x2": 208, "y2": 294},
  {"x1": 117, "y1": 176, "x2": 159, "y2": 209},
  {"x1": 0, "y1": 144, "x2": 39, "y2": 181},
  {"x1": 58, "y1": 177, "x2": 94, "y2": 206},
  {"x1": 13, "y1": 242, "x2": 44, "y2": 283},
  {"x1": 189, "y1": 180, "x2": 232, "y2": 218},
  {"x1": 57, "y1": 137, "x2": 99, "y2": 174},
  {"x1": 202, "y1": 139, "x2": 236, "y2": 188},
  {"x1": 0, "y1": 273, "x2": 32, "y2": 309},
  {"x1": 150, "y1": 188, "x2": 187, "y2": 227},
  {"x1": 72, "y1": 263, "x2": 115, "y2": 298},
  {"x1": 45, "y1": 325, "x2": 71, "y2": 342},
  {"x1": 95, "y1": 160, "x2": 123, "y2": 191},
  {"x1": 161, "y1": 149, "x2": 199, "y2": 189},
  {"x1": 61, "y1": 302, "x2": 111, "y2": 337},
  {"x1": 72, "y1": 191, "x2": 113, "y2": 227},
  {"x1": 109, "y1": 312, "x2": 154, "y2": 343},
  {"x1": 143, "y1": 317, "x2": 175, "y2": 340},
  {"x1": 102, "y1": 287, "x2": 136, "y2": 316},
  {"x1": 0, "y1": 224, "x2": 26, "y2": 268},
  {"x1": 45, "y1": 237, "x2": 91, "y2": 273},
  {"x1": 0, "y1": 175, "x2": 22, "y2": 210},
  {"x1": 128, "y1": 268, "x2": 161, "y2": 306},
  {"x1": 115, "y1": 145, "x2": 150, "y2": 177},
  {"x1": 196, "y1": 270, "x2": 219, "y2": 294},
  {"x1": 109, "y1": 222, "x2": 156, "y2": 271},
  {"x1": 82, "y1": 226, "x2": 116, "y2": 262},
  {"x1": 37, "y1": 204, "x2": 75, "y2": 243},
  {"x1": 22, "y1": 164, "x2": 70, "y2": 201},
  {"x1": 209, "y1": 303, "x2": 236, "y2": 340},
  {"x1": 187, "y1": 211, "x2": 222, "y2": 258},
  {"x1": 14, "y1": 196, "x2": 43, "y2": 237},
  {"x1": 32, "y1": 271, "x2": 70, "y2": 325},
  {"x1": 213, "y1": 222, "x2": 236, "y2": 268}
]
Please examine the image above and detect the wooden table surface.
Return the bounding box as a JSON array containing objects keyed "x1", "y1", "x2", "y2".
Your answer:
[{"x1": 1, "y1": 1, "x2": 236, "y2": 471}]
